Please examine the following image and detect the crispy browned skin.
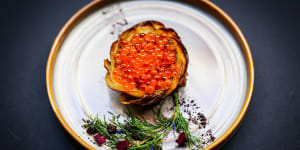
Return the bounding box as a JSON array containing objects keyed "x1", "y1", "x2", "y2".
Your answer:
[{"x1": 104, "y1": 20, "x2": 188, "y2": 106}]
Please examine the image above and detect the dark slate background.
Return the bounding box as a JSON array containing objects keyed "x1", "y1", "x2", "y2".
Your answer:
[{"x1": 1, "y1": 0, "x2": 299, "y2": 149}]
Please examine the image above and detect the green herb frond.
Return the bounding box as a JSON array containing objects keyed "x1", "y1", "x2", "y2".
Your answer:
[{"x1": 85, "y1": 91, "x2": 204, "y2": 150}]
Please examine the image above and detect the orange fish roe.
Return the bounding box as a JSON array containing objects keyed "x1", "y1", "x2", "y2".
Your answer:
[{"x1": 113, "y1": 32, "x2": 179, "y2": 94}]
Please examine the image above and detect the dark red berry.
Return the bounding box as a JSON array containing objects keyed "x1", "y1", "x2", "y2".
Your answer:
[
  {"x1": 87, "y1": 127, "x2": 97, "y2": 135},
  {"x1": 176, "y1": 132, "x2": 187, "y2": 147},
  {"x1": 124, "y1": 124, "x2": 138, "y2": 131},
  {"x1": 131, "y1": 133, "x2": 139, "y2": 140},
  {"x1": 116, "y1": 140, "x2": 132, "y2": 150},
  {"x1": 107, "y1": 124, "x2": 117, "y2": 134},
  {"x1": 124, "y1": 124, "x2": 130, "y2": 129},
  {"x1": 94, "y1": 134, "x2": 106, "y2": 145}
]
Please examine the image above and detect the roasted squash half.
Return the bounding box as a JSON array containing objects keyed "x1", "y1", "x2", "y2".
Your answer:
[{"x1": 104, "y1": 20, "x2": 188, "y2": 106}]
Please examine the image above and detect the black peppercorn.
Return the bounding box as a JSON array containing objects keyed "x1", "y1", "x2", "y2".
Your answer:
[{"x1": 200, "y1": 120, "x2": 207, "y2": 128}]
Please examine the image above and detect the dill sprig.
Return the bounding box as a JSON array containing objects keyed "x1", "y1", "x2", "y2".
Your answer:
[
  {"x1": 172, "y1": 92, "x2": 203, "y2": 148},
  {"x1": 84, "y1": 92, "x2": 203, "y2": 150}
]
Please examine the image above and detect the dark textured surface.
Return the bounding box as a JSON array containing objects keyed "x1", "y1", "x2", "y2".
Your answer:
[{"x1": 1, "y1": 0, "x2": 299, "y2": 149}]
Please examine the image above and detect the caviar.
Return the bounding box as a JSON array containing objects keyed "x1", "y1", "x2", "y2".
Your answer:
[{"x1": 113, "y1": 32, "x2": 179, "y2": 94}]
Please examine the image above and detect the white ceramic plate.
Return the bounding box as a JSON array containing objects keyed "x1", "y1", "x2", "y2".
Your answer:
[{"x1": 47, "y1": 0, "x2": 254, "y2": 149}]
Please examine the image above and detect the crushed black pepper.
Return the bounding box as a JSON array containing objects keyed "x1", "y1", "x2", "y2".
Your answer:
[
  {"x1": 206, "y1": 129, "x2": 216, "y2": 143},
  {"x1": 177, "y1": 96, "x2": 208, "y2": 127}
]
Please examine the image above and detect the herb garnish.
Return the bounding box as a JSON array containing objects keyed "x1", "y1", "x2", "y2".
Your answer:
[{"x1": 83, "y1": 92, "x2": 204, "y2": 150}]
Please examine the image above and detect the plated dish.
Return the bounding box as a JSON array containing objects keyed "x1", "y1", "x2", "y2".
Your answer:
[
  {"x1": 46, "y1": 0, "x2": 254, "y2": 149},
  {"x1": 86, "y1": 20, "x2": 202, "y2": 149}
]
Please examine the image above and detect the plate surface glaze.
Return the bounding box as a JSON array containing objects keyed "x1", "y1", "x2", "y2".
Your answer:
[{"x1": 47, "y1": 0, "x2": 253, "y2": 149}]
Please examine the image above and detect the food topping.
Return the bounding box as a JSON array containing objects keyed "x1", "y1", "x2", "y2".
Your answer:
[
  {"x1": 176, "y1": 132, "x2": 188, "y2": 147},
  {"x1": 94, "y1": 134, "x2": 106, "y2": 145},
  {"x1": 131, "y1": 133, "x2": 139, "y2": 140},
  {"x1": 86, "y1": 127, "x2": 97, "y2": 135},
  {"x1": 107, "y1": 124, "x2": 117, "y2": 134},
  {"x1": 116, "y1": 140, "x2": 132, "y2": 150},
  {"x1": 83, "y1": 92, "x2": 213, "y2": 149},
  {"x1": 113, "y1": 32, "x2": 179, "y2": 94}
]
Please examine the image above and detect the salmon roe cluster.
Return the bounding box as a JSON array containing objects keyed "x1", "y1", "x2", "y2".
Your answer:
[{"x1": 112, "y1": 32, "x2": 179, "y2": 94}]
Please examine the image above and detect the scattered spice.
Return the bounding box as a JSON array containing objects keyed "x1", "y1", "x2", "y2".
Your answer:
[
  {"x1": 116, "y1": 140, "x2": 132, "y2": 150},
  {"x1": 176, "y1": 132, "x2": 187, "y2": 147},
  {"x1": 207, "y1": 129, "x2": 212, "y2": 134},
  {"x1": 206, "y1": 129, "x2": 216, "y2": 143},
  {"x1": 178, "y1": 98, "x2": 185, "y2": 106},
  {"x1": 178, "y1": 96, "x2": 207, "y2": 127},
  {"x1": 94, "y1": 134, "x2": 106, "y2": 145},
  {"x1": 199, "y1": 115, "x2": 207, "y2": 128},
  {"x1": 209, "y1": 136, "x2": 216, "y2": 143}
]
